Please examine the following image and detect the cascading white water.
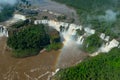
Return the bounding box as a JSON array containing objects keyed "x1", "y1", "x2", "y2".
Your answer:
[
  {"x1": 34, "y1": 20, "x2": 89, "y2": 68},
  {"x1": 77, "y1": 36, "x2": 84, "y2": 45},
  {"x1": 34, "y1": 20, "x2": 96, "y2": 45},
  {"x1": 34, "y1": 19, "x2": 120, "y2": 68},
  {"x1": 0, "y1": 25, "x2": 8, "y2": 37}
]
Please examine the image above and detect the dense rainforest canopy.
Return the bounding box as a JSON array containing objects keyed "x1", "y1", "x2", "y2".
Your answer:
[
  {"x1": 7, "y1": 23, "x2": 62, "y2": 57},
  {"x1": 7, "y1": 24, "x2": 50, "y2": 57},
  {"x1": 53, "y1": 48, "x2": 120, "y2": 80},
  {"x1": 51, "y1": 0, "x2": 120, "y2": 80},
  {"x1": 53, "y1": 0, "x2": 120, "y2": 38},
  {"x1": 83, "y1": 34, "x2": 103, "y2": 53}
]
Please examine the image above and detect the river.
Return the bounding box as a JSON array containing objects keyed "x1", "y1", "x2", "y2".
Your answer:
[
  {"x1": 0, "y1": 37, "x2": 60, "y2": 80},
  {"x1": 28, "y1": 0, "x2": 80, "y2": 24},
  {"x1": 0, "y1": 0, "x2": 87, "y2": 80}
]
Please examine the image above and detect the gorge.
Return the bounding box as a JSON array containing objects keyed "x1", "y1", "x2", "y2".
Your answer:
[{"x1": 0, "y1": 0, "x2": 120, "y2": 80}]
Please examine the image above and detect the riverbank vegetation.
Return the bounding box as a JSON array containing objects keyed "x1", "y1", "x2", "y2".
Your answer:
[
  {"x1": 46, "y1": 43, "x2": 62, "y2": 51},
  {"x1": 51, "y1": 1, "x2": 120, "y2": 79},
  {"x1": 52, "y1": 48, "x2": 120, "y2": 80},
  {"x1": 46, "y1": 28, "x2": 63, "y2": 51},
  {"x1": 52, "y1": 0, "x2": 120, "y2": 38}
]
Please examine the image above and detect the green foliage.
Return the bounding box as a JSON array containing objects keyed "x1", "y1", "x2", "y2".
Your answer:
[
  {"x1": 57, "y1": 0, "x2": 119, "y2": 16},
  {"x1": 57, "y1": 15, "x2": 66, "y2": 21},
  {"x1": 46, "y1": 43, "x2": 62, "y2": 52},
  {"x1": 46, "y1": 29, "x2": 62, "y2": 51},
  {"x1": 83, "y1": 34, "x2": 103, "y2": 53},
  {"x1": 53, "y1": 0, "x2": 120, "y2": 38},
  {"x1": 50, "y1": 30, "x2": 61, "y2": 43},
  {"x1": 53, "y1": 0, "x2": 115, "y2": 14},
  {"x1": 0, "y1": 5, "x2": 15, "y2": 22},
  {"x1": 90, "y1": 20, "x2": 118, "y2": 38},
  {"x1": 11, "y1": 19, "x2": 29, "y2": 28},
  {"x1": 76, "y1": 29, "x2": 84, "y2": 36},
  {"x1": 53, "y1": 48, "x2": 120, "y2": 80},
  {"x1": 12, "y1": 49, "x2": 39, "y2": 58},
  {"x1": 7, "y1": 24, "x2": 50, "y2": 57}
]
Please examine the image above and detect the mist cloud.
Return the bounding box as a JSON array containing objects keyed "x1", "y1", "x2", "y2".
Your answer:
[
  {"x1": 0, "y1": 0, "x2": 18, "y2": 5},
  {"x1": 98, "y1": 10, "x2": 119, "y2": 22},
  {"x1": 0, "y1": 0, "x2": 18, "y2": 12}
]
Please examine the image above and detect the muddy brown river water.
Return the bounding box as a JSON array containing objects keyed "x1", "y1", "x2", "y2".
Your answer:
[
  {"x1": 0, "y1": 37, "x2": 60, "y2": 80},
  {"x1": 0, "y1": 37, "x2": 88, "y2": 80},
  {"x1": 0, "y1": 0, "x2": 89, "y2": 80}
]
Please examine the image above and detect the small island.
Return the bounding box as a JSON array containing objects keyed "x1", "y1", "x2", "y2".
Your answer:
[{"x1": 7, "y1": 22, "x2": 62, "y2": 57}]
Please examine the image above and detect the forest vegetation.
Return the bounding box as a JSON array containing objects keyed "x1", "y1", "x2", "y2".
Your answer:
[
  {"x1": 51, "y1": 0, "x2": 120, "y2": 80},
  {"x1": 53, "y1": 0, "x2": 120, "y2": 38},
  {"x1": 83, "y1": 34, "x2": 103, "y2": 53},
  {"x1": 53, "y1": 48, "x2": 120, "y2": 80},
  {"x1": 7, "y1": 24, "x2": 50, "y2": 57},
  {"x1": 7, "y1": 24, "x2": 62, "y2": 57}
]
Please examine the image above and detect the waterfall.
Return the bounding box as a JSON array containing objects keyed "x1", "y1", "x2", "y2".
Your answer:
[
  {"x1": 34, "y1": 19, "x2": 120, "y2": 67},
  {"x1": 77, "y1": 36, "x2": 84, "y2": 45},
  {"x1": 34, "y1": 20, "x2": 89, "y2": 45},
  {"x1": 0, "y1": 25, "x2": 9, "y2": 37},
  {"x1": 34, "y1": 19, "x2": 119, "y2": 55},
  {"x1": 34, "y1": 20, "x2": 88, "y2": 68}
]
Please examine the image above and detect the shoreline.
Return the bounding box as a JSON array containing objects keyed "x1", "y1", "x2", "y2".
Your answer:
[{"x1": 0, "y1": 37, "x2": 61, "y2": 80}]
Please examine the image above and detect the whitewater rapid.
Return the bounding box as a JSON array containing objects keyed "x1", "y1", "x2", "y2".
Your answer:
[{"x1": 34, "y1": 19, "x2": 120, "y2": 68}]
